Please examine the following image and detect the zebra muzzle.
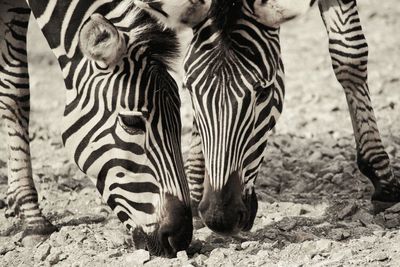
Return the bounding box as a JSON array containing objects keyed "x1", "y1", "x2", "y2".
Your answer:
[
  {"x1": 132, "y1": 194, "x2": 193, "y2": 257},
  {"x1": 198, "y1": 171, "x2": 258, "y2": 235}
]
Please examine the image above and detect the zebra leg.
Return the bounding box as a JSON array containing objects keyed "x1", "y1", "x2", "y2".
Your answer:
[
  {"x1": 319, "y1": 0, "x2": 400, "y2": 205},
  {"x1": 0, "y1": 0, "x2": 57, "y2": 244},
  {"x1": 185, "y1": 119, "x2": 205, "y2": 217}
]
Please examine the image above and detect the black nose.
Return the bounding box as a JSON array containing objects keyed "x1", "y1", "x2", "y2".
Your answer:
[
  {"x1": 132, "y1": 194, "x2": 193, "y2": 257},
  {"x1": 198, "y1": 171, "x2": 258, "y2": 235}
]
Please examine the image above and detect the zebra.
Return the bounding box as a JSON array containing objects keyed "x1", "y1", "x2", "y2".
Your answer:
[
  {"x1": 135, "y1": 0, "x2": 400, "y2": 235},
  {"x1": 0, "y1": 0, "x2": 209, "y2": 256}
]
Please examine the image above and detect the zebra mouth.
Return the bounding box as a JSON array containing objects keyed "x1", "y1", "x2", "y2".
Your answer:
[
  {"x1": 131, "y1": 226, "x2": 177, "y2": 257},
  {"x1": 131, "y1": 194, "x2": 193, "y2": 257}
]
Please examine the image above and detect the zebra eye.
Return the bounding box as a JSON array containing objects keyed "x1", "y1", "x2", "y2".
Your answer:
[
  {"x1": 255, "y1": 86, "x2": 270, "y2": 105},
  {"x1": 118, "y1": 114, "x2": 147, "y2": 135}
]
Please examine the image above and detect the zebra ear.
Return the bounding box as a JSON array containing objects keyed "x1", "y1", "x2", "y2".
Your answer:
[
  {"x1": 79, "y1": 14, "x2": 127, "y2": 66},
  {"x1": 251, "y1": 0, "x2": 314, "y2": 27},
  {"x1": 133, "y1": 0, "x2": 211, "y2": 29}
]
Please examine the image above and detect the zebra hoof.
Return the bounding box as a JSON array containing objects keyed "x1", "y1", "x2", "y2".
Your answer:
[
  {"x1": 20, "y1": 220, "x2": 58, "y2": 247},
  {"x1": 5, "y1": 209, "x2": 17, "y2": 218},
  {"x1": 371, "y1": 185, "x2": 400, "y2": 213},
  {"x1": 5, "y1": 196, "x2": 20, "y2": 218}
]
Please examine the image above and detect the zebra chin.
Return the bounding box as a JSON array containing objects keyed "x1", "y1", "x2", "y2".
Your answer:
[
  {"x1": 198, "y1": 171, "x2": 258, "y2": 235},
  {"x1": 131, "y1": 194, "x2": 193, "y2": 257}
]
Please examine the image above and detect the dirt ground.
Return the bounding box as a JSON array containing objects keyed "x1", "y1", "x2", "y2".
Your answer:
[{"x1": 1, "y1": 1, "x2": 400, "y2": 266}]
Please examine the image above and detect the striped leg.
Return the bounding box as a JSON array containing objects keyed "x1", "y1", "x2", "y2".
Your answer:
[
  {"x1": 319, "y1": 0, "x2": 400, "y2": 204},
  {"x1": 185, "y1": 119, "x2": 205, "y2": 216},
  {"x1": 0, "y1": 1, "x2": 56, "y2": 243}
]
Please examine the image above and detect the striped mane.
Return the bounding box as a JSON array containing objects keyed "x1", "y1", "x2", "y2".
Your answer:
[
  {"x1": 209, "y1": 0, "x2": 243, "y2": 31},
  {"x1": 110, "y1": 1, "x2": 180, "y2": 70}
]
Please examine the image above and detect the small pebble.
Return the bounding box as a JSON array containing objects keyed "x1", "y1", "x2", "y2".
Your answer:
[
  {"x1": 34, "y1": 243, "x2": 51, "y2": 262},
  {"x1": 209, "y1": 248, "x2": 226, "y2": 260},
  {"x1": 47, "y1": 250, "x2": 63, "y2": 265},
  {"x1": 277, "y1": 218, "x2": 297, "y2": 231},
  {"x1": 0, "y1": 243, "x2": 16, "y2": 256},
  {"x1": 386, "y1": 202, "x2": 400, "y2": 213},
  {"x1": 308, "y1": 151, "x2": 323, "y2": 161},
  {"x1": 354, "y1": 210, "x2": 374, "y2": 226},
  {"x1": 195, "y1": 254, "x2": 208, "y2": 266},
  {"x1": 338, "y1": 203, "x2": 358, "y2": 220},
  {"x1": 264, "y1": 231, "x2": 278, "y2": 240},
  {"x1": 370, "y1": 252, "x2": 390, "y2": 262},
  {"x1": 315, "y1": 239, "x2": 332, "y2": 254},
  {"x1": 125, "y1": 249, "x2": 150, "y2": 265},
  {"x1": 331, "y1": 174, "x2": 343, "y2": 185},
  {"x1": 105, "y1": 250, "x2": 123, "y2": 259},
  {"x1": 21, "y1": 235, "x2": 48, "y2": 248},
  {"x1": 295, "y1": 231, "x2": 315, "y2": 242},
  {"x1": 322, "y1": 173, "x2": 334, "y2": 181},
  {"x1": 373, "y1": 230, "x2": 386, "y2": 238},
  {"x1": 177, "y1": 250, "x2": 189, "y2": 262},
  {"x1": 229, "y1": 244, "x2": 239, "y2": 251},
  {"x1": 384, "y1": 218, "x2": 400, "y2": 229},
  {"x1": 320, "y1": 162, "x2": 343, "y2": 176},
  {"x1": 93, "y1": 206, "x2": 111, "y2": 216},
  {"x1": 342, "y1": 231, "x2": 351, "y2": 239},
  {"x1": 384, "y1": 213, "x2": 399, "y2": 220},
  {"x1": 241, "y1": 241, "x2": 259, "y2": 250},
  {"x1": 331, "y1": 248, "x2": 354, "y2": 261}
]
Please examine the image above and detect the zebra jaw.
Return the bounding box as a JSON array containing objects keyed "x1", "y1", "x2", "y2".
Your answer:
[
  {"x1": 251, "y1": 0, "x2": 313, "y2": 27},
  {"x1": 133, "y1": 0, "x2": 211, "y2": 29},
  {"x1": 79, "y1": 13, "x2": 127, "y2": 67}
]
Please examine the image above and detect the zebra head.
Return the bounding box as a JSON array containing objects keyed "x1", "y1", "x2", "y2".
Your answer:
[
  {"x1": 56, "y1": 5, "x2": 192, "y2": 256},
  {"x1": 135, "y1": 0, "x2": 314, "y2": 235}
]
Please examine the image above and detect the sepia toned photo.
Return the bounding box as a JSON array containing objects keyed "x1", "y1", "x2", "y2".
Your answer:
[{"x1": 1, "y1": 0, "x2": 399, "y2": 266}]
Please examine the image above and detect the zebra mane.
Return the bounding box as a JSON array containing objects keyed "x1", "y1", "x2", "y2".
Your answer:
[{"x1": 111, "y1": 1, "x2": 180, "y2": 70}]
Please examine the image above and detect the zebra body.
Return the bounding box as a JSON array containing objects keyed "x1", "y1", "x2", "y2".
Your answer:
[
  {"x1": 0, "y1": 0, "x2": 196, "y2": 256},
  {"x1": 137, "y1": 0, "x2": 400, "y2": 234}
]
